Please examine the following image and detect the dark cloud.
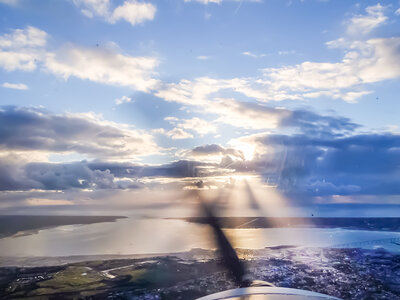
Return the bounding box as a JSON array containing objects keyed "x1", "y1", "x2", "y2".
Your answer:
[
  {"x1": 24, "y1": 162, "x2": 118, "y2": 190},
  {"x1": 281, "y1": 109, "x2": 359, "y2": 136},
  {"x1": 0, "y1": 160, "x2": 144, "y2": 191},
  {"x1": 212, "y1": 98, "x2": 359, "y2": 135},
  {"x1": 0, "y1": 105, "x2": 398, "y2": 204},
  {"x1": 189, "y1": 144, "x2": 244, "y2": 160},
  {"x1": 0, "y1": 156, "x2": 36, "y2": 191},
  {"x1": 88, "y1": 159, "x2": 213, "y2": 178},
  {"x1": 230, "y1": 132, "x2": 400, "y2": 197},
  {"x1": 0, "y1": 159, "x2": 216, "y2": 191},
  {"x1": 0, "y1": 106, "x2": 158, "y2": 158}
]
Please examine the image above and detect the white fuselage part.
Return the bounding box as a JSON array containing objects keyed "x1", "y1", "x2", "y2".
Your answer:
[{"x1": 197, "y1": 287, "x2": 342, "y2": 300}]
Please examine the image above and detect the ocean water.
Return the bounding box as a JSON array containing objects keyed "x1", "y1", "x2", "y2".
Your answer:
[{"x1": 0, "y1": 217, "x2": 399, "y2": 257}]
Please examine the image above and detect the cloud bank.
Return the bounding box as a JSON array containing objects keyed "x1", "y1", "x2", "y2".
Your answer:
[{"x1": 0, "y1": 106, "x2": 160, "y2": 159}]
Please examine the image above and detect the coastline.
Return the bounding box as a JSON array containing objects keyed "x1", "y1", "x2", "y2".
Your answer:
[{"x1": 0, "y1": 215, "x2": 127, "y2": 239}]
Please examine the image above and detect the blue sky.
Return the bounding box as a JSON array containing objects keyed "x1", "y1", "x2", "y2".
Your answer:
[{"x1": 0, "y1": 0, "x2": 399, "y2": 216}]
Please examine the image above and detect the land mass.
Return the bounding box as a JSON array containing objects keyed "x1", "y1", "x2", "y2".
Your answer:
[
  {"x1": 0, "y1": 247, "x2": 399, "y2": 299},
  {"x1": 176, "y1": 217, "x2": 400, "y2": 231},
  {"x1": 0, "y1": 215, "x2": 127, "y2": 239}
]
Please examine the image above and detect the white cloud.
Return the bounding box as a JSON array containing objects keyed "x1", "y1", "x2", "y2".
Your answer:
[
  {"x1": 155, "y1": 75, "x2": 303, "y2": 105},
  {"x1": 264, "y1": 37, "x2": 400, "y2": 98},
  {"x1": 303, "y1": 90, "x2": 372, "y2": 103},
  {"x1": 0, "y1": 26, "x2": 160, "y2": 91},
  {"x1": 241, "y1": 51, "x2": 267, "y2": 58},
  {"x1": 163, "y1": 98, "x2": 330, "y2": 132},
  {"x1": 151, "y1": 128, "x2": 166, "y2": 134},
  {"x1": 165, "y1": 117, "x2": 217, "y2": 135},
  {"x1": 156, "y1": 3, "x2": 400, "y2": 105},
  {"x1": 0, "y1": 51, "x2": 40, "y2": 71},
  {"x1": 72, "y1": 0, "x2": 110, "y2": 18},
  {"x1": 171, "y1": 97, "x2": 354, "y2": 133},
  {"x1": 184, "y1": 0, "x2": 222, "y2": 3},
  {"x1": 2, "y1": 82, "x2": 28, "y2": 90},
  {"x1": 347, "y1": 4, "x2": 387, "y2": 36},
  {"x1": 45, "y1": 45, "x2": 159, "y2": 92},
  {"x1": 184, "y1": 0, "x2": 261, "y2": 4},
  {"x1": 156, "y1": 77, "x2": 228, "y2": 105},
  {"x1": 179, "y1": 117, "x2": 217, "y2": 135},
  {"x1": 161, "y1": 7, "x2": 400, "y2": 104},
  {"x1": 110, "y1": 1, "x2": 156, "y2": 25},
  {"x1": 0, "y1": 26, "x2": 47, "y2": 71},
  {"x1": 166, "y1": 128, "x2": 194, "y2": 140},
  {"x1": 155, "y1": 76, "x2": 288, "y2": 106},
  {"x1": 209, "y1": 98, "x2": 289, "y2": 129},
  {"x1": 196, "y1": 55, "x2": 210, "y2": 60},
  {"x1": 0, "y1": 26, "x2": 46, "y2": 49},
  {"x1": 242, "y1": 51, "x2": 257, "y2": 58},
  {"x1": 278, "y1": 50, "x2": 295, "y2": 55},
  {"x1": 395, "y1": 8, "x2": 400, "y2": 16},
  {"x1": 115, "y1": 95, "x2": 132, "y2": 105},
  {"x1": 0, "y1": 0, "x2": 19, "y2": 6},
  {"x1": 73, "y1": 0, "x2": 156, "y2": 26},
  {"x1": 164, "y1": 116, "x2": 179, "y2": 122}
]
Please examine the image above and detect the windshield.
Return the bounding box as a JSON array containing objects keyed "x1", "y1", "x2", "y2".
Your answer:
[{"x1": 0, "y1": 1, "x2": 399, "y2": 299}]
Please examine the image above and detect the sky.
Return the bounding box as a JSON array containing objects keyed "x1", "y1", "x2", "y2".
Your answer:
[{"x1": 0, "y1": 0, "x2": 399, "y2": 216}]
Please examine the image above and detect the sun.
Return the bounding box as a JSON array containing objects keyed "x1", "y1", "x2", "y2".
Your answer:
[{"x1": 232, "y1": 142, "x2": 256, "y2": 161}]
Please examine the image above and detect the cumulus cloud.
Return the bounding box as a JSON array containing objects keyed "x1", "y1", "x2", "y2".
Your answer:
[
  {"x1": 180, "y1": 106, "x2": 359, "y2": 164},
  {"x1": 73, "y1": 0, "x2": 110, "y2": 18},
  {"x1": 110, "y1": 1, "x2": 156, "y2": 25},
  {"x1": 166, "y1": 128, "x2": 194, "y2": 139},
  {"x1": 0, "y1": 26, "x2": 47, "y2": 71},
  {"x1": 156, "y1": 4, "x2": 399, "y2": 104},
  {"x1": 165, "y1": 116, "x2": 217, "y2": 135},
  {"x1": 0, "y1": 26, "x2": 46, "y2": 49},
  {"x1": 279, "y1": 109, "x2": 359, "y2": 136},
  {"x1": 225, "y1": 131, "x2": 400, "y2": 198},
  {"x1": 88, "y1": 159, "x2": 212, "y2": 179},
  {"x1": 0, "y1": 158, "x2": 217, "y2": 191},
  {"x1": 115, "y1": 95, "x2": 132, "y2": 105},
  {"x1": 156, "y1": 77, "x2": 228, "y2": 105},
  {"x1": 45, "y1": 45, "x2": 159, "y2": 92},
  {"x1": 0, "y1": 104, "x2": 398, "y2": 203},
  {"x1": 163, "y1": 97, "x2": 358, "y2": 132},
  {"x1": 156, "y1": 69, "x2": 371, "y2": 105},
  {"x1": 185, "y1": 144, "x2": 245, "y2": 162},
  {"x1": 347, "y1": 3, "x2": 387, "y2": 36},
  {"x1": 0, "y1": 26, "x2": 160, "y2": 91},
  {"x1": 262, "y1": 37, "x2": 400, "y2": 102},
  {"x1": 156, "y1": 76, "x2": 290, "y2": 105},
  {"x1": 73, "y1": 0, "x2": 156, "y2": 26},
  {"x1": 0, "y1": 159, "x2": 141, "y2": 191},
  {"x1": 0, "y1": 154, "x2": 37, "y2": 191},
  {"x1": 0, "y1": 106, "x2": 160, "y2": 159},
  {"x1": 209, "y1": 98, "x2": 289, "y2": 130},
  {"x1": 184, "y1": 0, "x2": 261, "y2": 4},
  {"x1": 2, "y1": 82, "x2": 28, "y2": 90}
]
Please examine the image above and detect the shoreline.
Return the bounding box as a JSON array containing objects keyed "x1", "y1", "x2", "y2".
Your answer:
[
  {"x1": 0, "y1": 215, "x2": 127, "y2": 239},
  {"x1": 173, "y1": 216, "x2": 400, "y2": 231}
]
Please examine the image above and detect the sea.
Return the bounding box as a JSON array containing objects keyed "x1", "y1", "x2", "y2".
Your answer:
[{"x1": 0, "y1": 217, "x2": 399, "y2": 257}]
